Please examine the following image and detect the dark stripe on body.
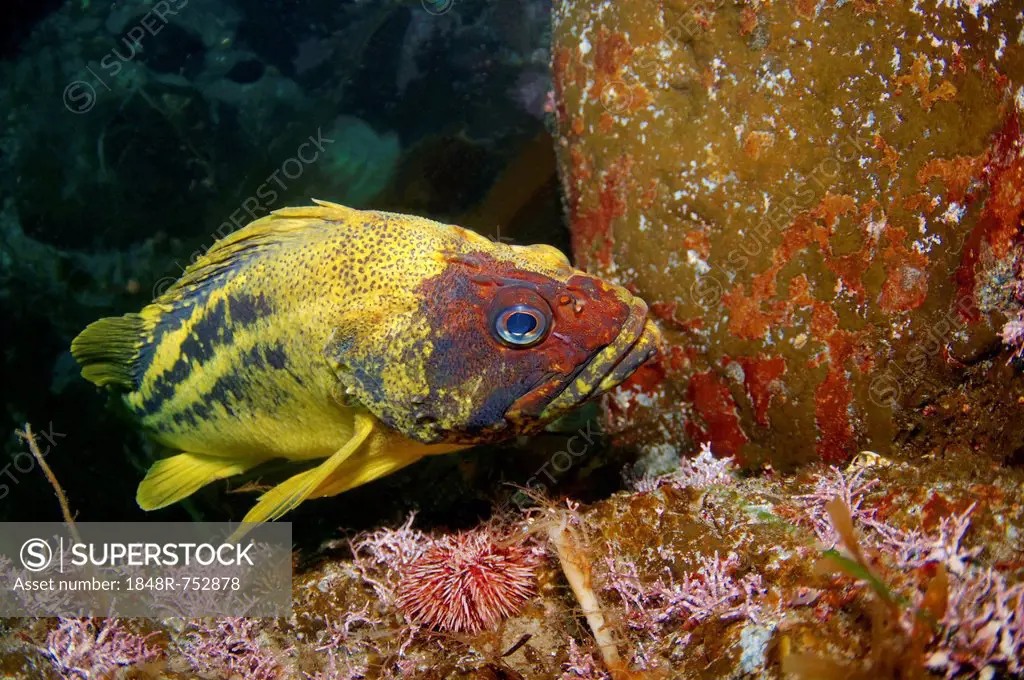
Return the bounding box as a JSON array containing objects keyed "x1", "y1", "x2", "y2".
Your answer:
[
  {"x1": 134, "y1": 255, "x2": 259, "y2": 390},
  {"x1": 156, "y1": 342, "x2": 295, "y2": 435},
  {"x1": 135, "y1": 290, "x2": 275, "y2": 416}
]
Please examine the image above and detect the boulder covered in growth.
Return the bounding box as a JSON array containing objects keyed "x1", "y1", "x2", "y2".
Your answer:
[{"x1": 551, "y1": 0, "x2": 1024, "y2": 469}]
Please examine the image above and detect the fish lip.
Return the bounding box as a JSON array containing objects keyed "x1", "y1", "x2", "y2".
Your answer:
[
  {"x1": 595, "y1": 317, "x2": 662, "y2": 392},
  {"x1": 530, "y1": 300, "x2": 662, "y2": 422}
]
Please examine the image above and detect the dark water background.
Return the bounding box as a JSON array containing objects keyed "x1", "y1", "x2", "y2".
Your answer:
[{"x1": 0, "y1": 0, "x2": 612, "y2": 545}]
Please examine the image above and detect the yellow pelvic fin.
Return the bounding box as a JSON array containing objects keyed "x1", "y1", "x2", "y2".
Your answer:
[
  {"x1": 137, "y1": 453, "x2": 262, "y2": 511},
  {"x1": 310, "y1": 446, "x2": 427, "y2": 499},
  {"x1": 229, "y1": 414, "x2": 376, "y2": 540}
]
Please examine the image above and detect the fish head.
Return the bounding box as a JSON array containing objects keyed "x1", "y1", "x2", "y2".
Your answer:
[{"x1": 328, "y1": 224, "x2": 662, "y2": 445}]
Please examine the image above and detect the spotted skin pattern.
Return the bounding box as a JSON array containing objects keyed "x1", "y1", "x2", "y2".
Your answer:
[{"x1": 72, "y1": 200, "x2": 661, "y2": 526}]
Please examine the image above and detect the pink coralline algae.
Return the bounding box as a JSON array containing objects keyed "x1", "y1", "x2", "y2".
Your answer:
[
  {"x1": 303, "y1": 647, "x2": 370, "y2": 680},
  {"x1": 179, "y1": 617, "x2": 289, "y2": 680},
  {"x1": 1000, "y1": 316, "x2": 1024, "y2": 361},
  {"x1": 927, "y1": 567, "x2": 1024, "y2": 677},
  {"x1": 873, "y1": 503, "x2": 982, "y2": 577},
  {"x1": 998, "y1": 260, "x2": 1024, "y2": 362},
  {"x1": 301, "y1": 607, "x2": 381, "y2": 680},
  {"x1": 651, "y1": 551, "x2": 764, "y2": 625},
  {"x1": 560, "y1": 638, "x2": 610, "y2": 679},
  {"x1": 635, "y1": 442, "x2": 737, "y2": 492},
  {"x1": 604, "y1": 550, "x2": 764, "y2": 633},
  {"x1": 351, "y1": 513, "x2": 430, "y2": 568},
  {"x1": 351, "y1": 513, "x2": 431, "y2": 604},
  {"x1": 314, "y1": 605, "x2": 381, "y2": 652},
  {"x1": 795, "y1": 465, "x2": 880, "y2": 547},
  {"x1": 44, "y1": 617, "x2": 162, "y2": 679},
  {"x1": 395, "y1": 529, "x2": 541, "y2": 633},
  {"x1": 798, "y1": 467, "x2": 983, "y2": 576},
  {"x1": 794, "y1": 465, "x2": 1024, "y2": 676}
]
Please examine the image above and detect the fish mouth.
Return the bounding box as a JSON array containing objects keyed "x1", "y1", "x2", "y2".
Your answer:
[{"x1": 507, "y1": 299, "x2": 663, "y2": 426}]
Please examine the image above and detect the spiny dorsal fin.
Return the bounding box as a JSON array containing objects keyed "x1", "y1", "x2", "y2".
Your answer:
[
  {"x1": 270, "y1": 198, "x2": 363, "y2": 221},
  {"x1": 161, "y1": 200, "x2": 363, "y2": 300}
]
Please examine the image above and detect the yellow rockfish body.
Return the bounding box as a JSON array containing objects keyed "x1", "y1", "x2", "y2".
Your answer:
[{"x1": 72, "y1": 201, "x2": 661, "y2": 534}]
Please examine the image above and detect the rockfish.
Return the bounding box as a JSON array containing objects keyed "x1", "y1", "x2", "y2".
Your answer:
[{"x1": 71, "y1": 201, "x2": 661, "y2": 532}]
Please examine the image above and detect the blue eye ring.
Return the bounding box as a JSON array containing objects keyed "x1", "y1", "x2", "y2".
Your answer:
[{"x1": 494, "y1": 304, "x2": 549, "y2": 348}]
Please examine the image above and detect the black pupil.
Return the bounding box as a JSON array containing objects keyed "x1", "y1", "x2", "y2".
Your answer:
[{"x1": 506, "y1": 311, "x2": 537, "y2": 337}]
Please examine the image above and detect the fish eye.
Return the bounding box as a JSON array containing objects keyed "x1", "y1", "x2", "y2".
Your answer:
[{"x1": 494, "y1": 304, "x2": 548, "y2": 347}]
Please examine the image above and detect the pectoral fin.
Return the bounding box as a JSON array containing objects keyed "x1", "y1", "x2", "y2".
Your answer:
[
  {"x1": 230, "y1": 414, "x2": 376, "y2": 540},
  {"x1": 137, "y1": 453, "x2": 261, "y2": 510}
]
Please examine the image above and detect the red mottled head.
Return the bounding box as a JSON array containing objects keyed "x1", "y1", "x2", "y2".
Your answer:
[{"x1": 326, "y1": 218, "x2": 662, "y2": 445}]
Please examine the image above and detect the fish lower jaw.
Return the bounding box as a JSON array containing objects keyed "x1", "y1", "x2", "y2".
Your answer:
[
  {"x1": 595, "y1": 319, "x2": 661, "y2": 393},
  {"x1": 536, "y1": 307, "x2": 662, "y2": 422}
]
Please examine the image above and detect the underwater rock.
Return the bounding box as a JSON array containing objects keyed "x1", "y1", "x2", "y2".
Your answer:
[{"x1": 551, "y1": 0, "x2": 1024, "y2": 469}]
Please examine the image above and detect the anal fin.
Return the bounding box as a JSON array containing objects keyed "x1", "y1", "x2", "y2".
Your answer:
[{"x1": 137, "y1": 453, "x2": 261, "y2": 511}]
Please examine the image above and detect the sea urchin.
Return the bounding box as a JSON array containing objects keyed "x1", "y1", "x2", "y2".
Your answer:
[{"x1": 396, "y1": 530, "x2": 539, "y2": 633}]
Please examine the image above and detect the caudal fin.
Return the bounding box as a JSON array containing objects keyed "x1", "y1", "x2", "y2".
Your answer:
[{"x1": 70, "y1": 314, "x2": 147, "y2": 390}]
